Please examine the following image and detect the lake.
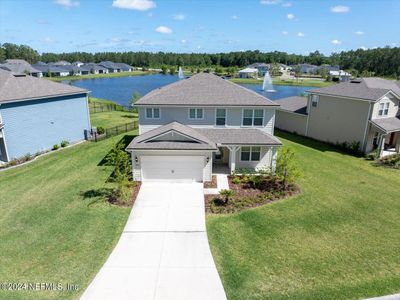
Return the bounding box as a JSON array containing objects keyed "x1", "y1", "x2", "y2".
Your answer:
[{"x1": 63, "y1": 74, "x2": 312, "y2": 106}]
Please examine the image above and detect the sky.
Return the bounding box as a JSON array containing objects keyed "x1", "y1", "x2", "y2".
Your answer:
[{"x1": 0, "y1": 0, "x2": 399, "y2": 55}]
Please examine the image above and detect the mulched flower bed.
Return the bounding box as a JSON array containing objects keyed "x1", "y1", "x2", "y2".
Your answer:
[
  {"x1": 108, "y1": 182, "x2": 142, "y2": 207},
  {"x1": 205, "y1": 175, "x2": 300, "y2": 214},
  {"x1": 204, "y1": 175, "x2": 217, "y2": 188}
]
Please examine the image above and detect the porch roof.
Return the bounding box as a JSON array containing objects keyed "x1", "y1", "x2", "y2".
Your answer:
[
  {"x1": 370, "y1": 117, "x2": 400, "y2": 134},
  {"x1": 196, "y1": 128, "x2": 282, "y2": 146}
]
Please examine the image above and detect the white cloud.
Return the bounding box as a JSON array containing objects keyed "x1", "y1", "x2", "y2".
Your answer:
[
  {"x1": 331, "y1": 39, "x2": 342, "y2": 45},
  {"x1": 155, "y1": 26, "x2": 172, "y2": 34},
  {"x1": 330, "y1": 5, "x2": 350, "y2": 13},
  {"x1": 282, "y1": 31, "x2": 288, "y2": 35},
  {"x1": 354, "y1": 31, "x2": 364, "y2": 35},
  {"x1": 42, "y1": 37, "x2": 58, "y2": 43},
  {"x1": 260, "y1": 0, "x2": 281, "y2": 5},
  {"x1": 174, "y1": 14, "x2": 185, "y2": 20},
  {"x1": 54, "y1": 0, "x2": 79, "y2": 8},
  {"x1": 112, "y1": 0, "x2": 156, "y2": 11},
  {"x1": 197, "y1": 45, "x2": 202, "y2": 49},
  {"x1": 231, "y1": 15, "x2": 239, "y2": 20},
  {"x1": 282, "y1": 2, "x2": 292, "y2": 7},
  {"x1": 181, "y1": 39, "x2": 186, "y2": 44},
  {"x1": 287, "y1": 13, "x2": 295, "y2": 20},
  {"x1": 360, "y1": 46, "x2": 367, "y2": 50},
  {"x1": 391, "y1": 43, "x2": 397, "y2": 47},
  {"x1": 297, "y1": 32, "x2": 304, "y2": 37}
]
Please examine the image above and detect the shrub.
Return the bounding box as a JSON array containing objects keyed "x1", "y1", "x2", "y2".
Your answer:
[
  {"x1": 219, "y1": 189, "x2": 235, "y2": 204},
  {"x1": 232, "y1": 177, "x2": 241, "y2": 185},
  {"x1": 61, "y1": 140, "x2": 69, "y2": 148},
  {"x1": 7, "y1": 159, "x2": 17, "y2": 167},
  {"x1": 52, "y1": 144, "x2": 59, "y2": 150},
  {"x1": 249, "y1": 174, "x2": 264, "y2": 189},
  {"x1": 379, "y1": 153, "x2": 400, "y2": 169},
  {"x1": 106, "y1": 141, "x2": 132, "y2": 182},
  {"x1": 97, "y1": 126, "x2": 105, "y2": 135},
  {"x1": 169, "y1": 66, "x2": 176, "y2": 75},
  {"x1": 23, "y1": 153, "x2": 32, "y2": 161}
]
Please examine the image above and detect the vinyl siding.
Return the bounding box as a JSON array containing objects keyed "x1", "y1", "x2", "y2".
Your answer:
[
  {"x1": 138, "y1": 106, "x2": 275, "y2": 134},
  {"x1": 306, "y1": 95, "x2": 371, "y2": 147},
  {"x1": 0, "y1": 94, "x2": 90, "y2": 160},
  {"x1": 235, "y1": 146, "x2": 272, "y2": 170},
  {"x1": 371, "y1": 94, "x2": 399, "y2": 119}
]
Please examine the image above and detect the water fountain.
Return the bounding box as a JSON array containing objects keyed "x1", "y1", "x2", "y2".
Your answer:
[
  {"x1": 261, "y1": 71, "x2": 276, "y2": 92},
  {"x1": 178, "y1": 67, "x2": 184, "y2": 79}
]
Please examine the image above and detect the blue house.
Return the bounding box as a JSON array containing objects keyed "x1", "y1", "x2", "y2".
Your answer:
[{"x1": 0, "y1": 70, "x2": 91, "y2": 162}]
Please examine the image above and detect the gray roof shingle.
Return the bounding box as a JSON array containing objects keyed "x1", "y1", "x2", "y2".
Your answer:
[
  {"x1": 370, "y1": 117, "x2": 400, "y2": 133},
  {"x1": 126, "y1": 122, "x2": 282, "y2": 151},
  {"x1": 309, "y1": 78, "x2": 400, "y2": 101},
  {"x1": 126, "y1": 121, "x2": 217, "y2": 150},
  {"x1": 275, "y1": 96, "x2": 308, "y2": 115},
  {"x1": 135, "y1": 73, "x2": 278, "y2": 107},
  {"x1": 196, "y1": 128, "x2": 282, "y2": 146},
  {"x1": 0, "y1": 69, "x2": 88, "y2": 103}
]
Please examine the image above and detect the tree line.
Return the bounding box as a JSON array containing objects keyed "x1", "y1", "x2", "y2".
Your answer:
[{"x1": 1, "y1": 42, "x2": 400, "y2": 78}]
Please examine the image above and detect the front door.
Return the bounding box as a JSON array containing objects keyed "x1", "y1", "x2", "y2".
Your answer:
[
  {"x1": 214, "y1": 147, "x2": 224, "y2": 162},
  {"x1": 389, "y1": 132, "x2": 395, "y2": 147}
]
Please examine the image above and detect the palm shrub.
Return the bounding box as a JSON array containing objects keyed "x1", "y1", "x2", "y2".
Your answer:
[
  {"x1": 275, "y1": 147, "x2": 301, "y2": 188},
  {"x1": 219, "y1": 189, "x2": 235, "y2": 204}
]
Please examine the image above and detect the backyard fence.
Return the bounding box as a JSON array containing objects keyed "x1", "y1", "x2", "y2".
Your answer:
[
  {"x1": 89, "y1": 101, "x2": 134, "y2": 114},
  {"x1": 92, "y1": 121, "x2": 138, "y2": 141}
]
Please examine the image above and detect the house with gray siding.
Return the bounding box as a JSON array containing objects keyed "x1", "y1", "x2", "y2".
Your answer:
[
  {"x1": 126, "y1": 73, "x2": 281, "y2": 182},
  {"x1": 274, "y1": 78, "x2": 400, "y2": 157},
  {"x1": 0, "y1": 70, "x2": 90, "y2": 163}
]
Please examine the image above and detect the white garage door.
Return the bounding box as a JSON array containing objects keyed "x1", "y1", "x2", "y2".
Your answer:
[{"x1": 141, "y1": 156, "x2": 204, "y2": 182}]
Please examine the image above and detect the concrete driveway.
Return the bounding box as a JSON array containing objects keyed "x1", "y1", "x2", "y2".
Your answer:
[{"x1": 80, "y1": 182, "x2": 227, "y2": 300}]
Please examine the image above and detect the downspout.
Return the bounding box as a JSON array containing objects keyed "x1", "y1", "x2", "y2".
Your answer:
[
  {"x1": 305, "y1": 95, "x2": 311, "y2": 136},
  {"x1": 361, "y1": 101, "x2": 373, "y2": 153},
  {"x1": 0, "y1": 105, "x2": 10, "y2": 162}
]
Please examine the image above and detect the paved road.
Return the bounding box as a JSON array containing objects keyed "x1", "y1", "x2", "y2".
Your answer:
[{"x1": 81, "y1": 182, "x2": 227, "y2": 300}]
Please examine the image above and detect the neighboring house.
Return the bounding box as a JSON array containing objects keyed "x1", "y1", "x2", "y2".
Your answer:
[
  {"x1": 0, "y1": 70, "x2": 90, "y2": 163},
  {"x1": 84, "y1": 63, "x2": 109, "y2": 74},
  {"x1": 114, "y1": 62, "x2": 134, "y2": 72},
  {"x1": 126, "y1": 73, "x2": 281, "y2": 182},
  {"x1": 59, "y1": 65, "x2": 83, "y2": 76},
  {"x1": 238, "y1": 67, "x2": 259, "y2": 79},
  {"x1": 295, "y1": 63, "x2": 319, "y2": 74},
  {"x1": 98, "y1": 61, "x2": 121, "y2": 73},
  {"x1": 33, "y1": 64, "x2": 70, "y2": 77},
  {"x1": 274, "y1": 78, "x2": 400, "y2": 157},
  {"x1": 247, "y1": 63, "x2": 269, "y2": 76},
  {"x1": 72, "y1": 61, "x2": 85, "y2": 67},
  {"x1": 329, "y1": 70, "x2": 352, "y2": 82},
  {"x1": 0, "y1": 59, "x2": 43, "y2": 77}
]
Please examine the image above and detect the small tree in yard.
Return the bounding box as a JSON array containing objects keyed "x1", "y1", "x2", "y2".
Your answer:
[
  {"x1": 275, "y1": 147, "x2": 301, "y2": 188},
  {"x1": 106, "y1": 142, "x2": 132, "y2": 202},
  {"x1": 219, "y1": 189, "x2": 235, "y2": 204}
]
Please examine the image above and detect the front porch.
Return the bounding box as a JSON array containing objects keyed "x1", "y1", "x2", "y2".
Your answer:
[{"x1": 369, "y1": 117, "x2": 400, "y2": 158}]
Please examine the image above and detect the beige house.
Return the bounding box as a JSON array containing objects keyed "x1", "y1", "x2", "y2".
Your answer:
[{"x1": 275, "y1": 78, "x2": 400, "y2": 157}]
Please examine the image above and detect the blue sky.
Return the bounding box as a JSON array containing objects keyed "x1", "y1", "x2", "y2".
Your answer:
[{"x1": 0, "y1": 0, "x2": 399, "y2": 54}]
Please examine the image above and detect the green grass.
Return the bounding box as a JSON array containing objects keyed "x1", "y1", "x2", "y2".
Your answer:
[
  {"x1": 90, "y1": 111, "x2": 137, "y2": 128},
  {"x1": 47, "y1": 70, "x2": 154, "y2": 82},
  {"x1": 88, "y1": 96, "x2": 117, "y2": 105},
  {"x1": 0, "y1": 131, "x2": 138, "y2": 300},
  {"x1": 207, "y1": 131, "x2": 400, "y2": 300},
  {"x1": 230, "y1": 77, "x2": 334, "y2": 87}
]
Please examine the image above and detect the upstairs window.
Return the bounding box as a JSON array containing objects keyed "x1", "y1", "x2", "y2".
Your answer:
[
  {"x1": 243, "y1": 109, "x2": 264, "y2": 126},
  {"x1": 311, "y1": 94, "x2": 319, "y2": 107},
  {"x1": 378, "y1": 102, "x2": 390, "y2": 116},
  {"x1": 189, "y1": 108, "x2": 203, "y2": 119},
  {"x1": 240, "y1": 146, "x2": 261, "y2": 161},
  {"x1": 216, "y1": 109, "x2": 226, "y2": 126},
  {"x1": 146, "y1": 108, "x2": 160, "y2": 119}
]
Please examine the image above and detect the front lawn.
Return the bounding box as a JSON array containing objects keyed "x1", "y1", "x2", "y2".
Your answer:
[
  {"x1": 230, "y1": 77, "x2": 334, "y2": 87},
  {"x1": 47, "y1": 70, "x2": 153, "y2": 82},
  {"x1": 207, "y1": 131, "x2": 400, "y2": 299},
  {"x1": 0, "y1": 132, "x2": 137, "y2": 300}
]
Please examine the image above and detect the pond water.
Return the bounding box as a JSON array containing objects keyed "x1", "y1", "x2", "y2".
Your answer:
[{"x1": 63, "y1": 74, "x2": 311, "y2": 106}]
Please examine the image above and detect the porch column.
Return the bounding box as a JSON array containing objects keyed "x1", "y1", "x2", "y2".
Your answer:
[
  {"x1": 396, "y1": 133, "x2": 400, "y2": 153},
  {"x1": 227, "y1": 146, "x2": 239, "y2": 174},
  {"x1": 378, "y1": 134, "x2": 386, "y2": 158}
]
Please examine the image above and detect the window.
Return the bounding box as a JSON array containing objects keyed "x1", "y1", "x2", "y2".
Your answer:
[
  {"x1": 189, "y1": 108, "x2": 203, "y2": 119},
  {"x1": 240, "y1": 146, "x2": 261, "y2": 161},
  {"x1": 216, "y1": 109, "x2": 226, "y2": 126},
  {"x1": 146, "y1": 108, "x2": 160, "y2": 119},
  {"x1": 378, "y1": 102, "x2": 390, "y2": 116},
  {"x1": 311, "y1": 94, "x2": 319, "y2": 107},
  {"x1": 242, "y1": 109, "x2": 264, "y2": 126}
]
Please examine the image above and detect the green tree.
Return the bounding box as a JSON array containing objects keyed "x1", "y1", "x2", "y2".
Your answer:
[
  {"x1": 275, "y1": 147, "x2": 301, "y2": 187},
  {"x1": 169, "y1": 66, "x2": 176, "y2": 75},
  {"x1": 129, "y1": 91, "x2": 141, "y2": 112},
  {"x1": 161, "y1": 65, "x2": 168, "y2": 74}
]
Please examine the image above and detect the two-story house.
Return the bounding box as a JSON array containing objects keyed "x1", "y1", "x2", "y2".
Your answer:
[
  {"x1": 126, "y1": 73, "x2": 282, "y2": 182},
  {"x1": 274, "y1": 78, "x2": 400, "y2": 157}
]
